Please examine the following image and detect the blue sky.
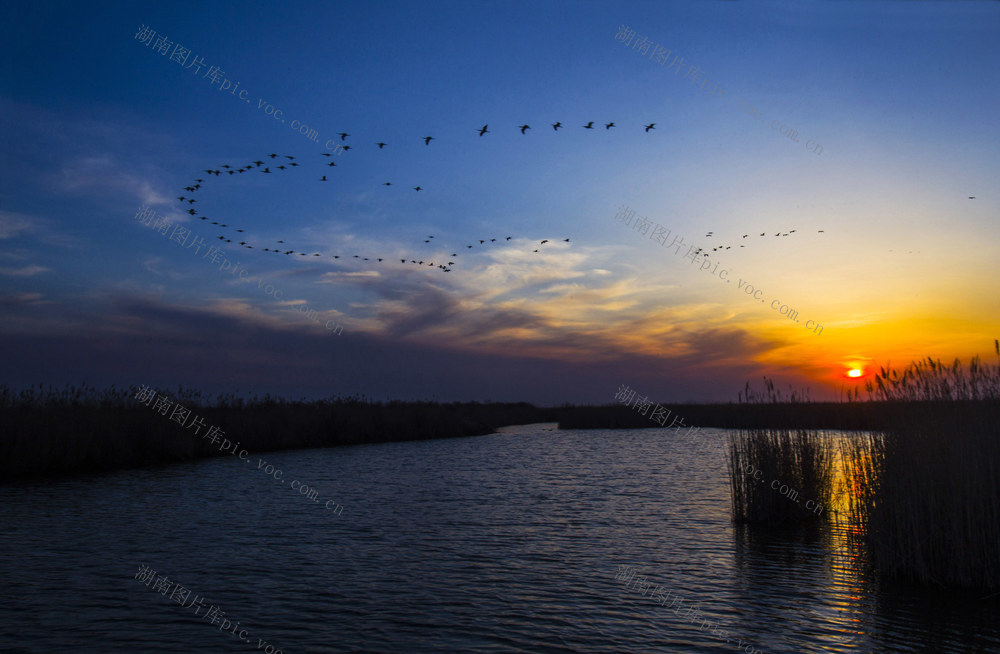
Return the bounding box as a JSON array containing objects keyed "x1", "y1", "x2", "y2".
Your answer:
[{"x1": 1, "y1": 0, "x2": 998, "y2": 404}]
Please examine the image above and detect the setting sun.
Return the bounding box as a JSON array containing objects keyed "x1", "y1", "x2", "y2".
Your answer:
[{"x1": 848, "y1": 369, "x2": 863, "y2": 378}]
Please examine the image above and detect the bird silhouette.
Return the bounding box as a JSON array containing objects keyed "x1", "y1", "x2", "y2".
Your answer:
[
  {"x1": 342, "y1": 145, "x2": 352, "y2": 151},
  {"x1": 605, "y1": 122, "x2": 615, "y2": 130},
  {"x1": 583, "y1": 121, "x2": 594, "y2": 129},
  {"x1": 268, "y1": 154, "x2": 278, "y2": 158},
  {"x1": 644, "y1": 123, "x2": 656, "y2": 132},
  {"x1": 376, "y1": 142, "x2": 386, "y2": 149},
  {"x1": 285, "y1": 155, "x2": 295, "y2": 160},
  {"x1": 413, "y1": 186, "x2": 422, "y2": 191},
  {"x1": 478, "y1": 124, "x2": 489, "y2": 136},
  {"x1": 519, "y1": 125, "x2": 531, "y2": 134},
  {"x1": 328, "y1": 162, "x2": 336, "y2": 167},
  {"x1": 383, "y1": 182, "x2": 392, "y2": 186},
  {"x1": 540, "y1": 239, "x2": 549, "y2": 244},
  {"x1": 338, "y1": 133, "x2": 349, "y2": 141},
  {"x1": 423, "y1": 136, "x2": 434, "y2": 145},
  {"x1": 969, "y1": 196, "x2": 976, "y2": 199},
  {"x1": 552, "y1": 122, "x2": 562, "y2": 131},
  {"x1": 321, "y1": 176, "x2": 328, "y2": 181}
]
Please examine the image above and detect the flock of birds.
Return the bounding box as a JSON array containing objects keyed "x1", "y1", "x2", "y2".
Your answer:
[
  {"x1": 688, "y1": 228, "x2": 826, "y2": 257},
  {"x1": 172, "y1": 124, "x2": 975, "y2": 271},
  {"x1": 175, "y1": 148, "x2": 573, "y2": 273}
]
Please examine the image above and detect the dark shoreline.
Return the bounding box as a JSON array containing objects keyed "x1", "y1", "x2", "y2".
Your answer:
[{"x1": 6, "y1": 388, "x2": 994, "y2": 482}]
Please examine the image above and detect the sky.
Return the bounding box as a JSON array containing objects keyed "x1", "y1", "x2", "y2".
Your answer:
[{"x1": 1, "y1": 0, "x2": 998, "y2": 405}]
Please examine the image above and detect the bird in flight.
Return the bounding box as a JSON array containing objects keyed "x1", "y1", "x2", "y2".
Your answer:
[
  {"x1": 413, "y1": 186, "x2": 422, "y2": 191},
  {"x1": 583, "y1": 121, "x2": 594, "y2": 129},
  {"x1": 605, "y1": 122, "x2": 615, "y2": 130},
  {"x1": 644, "y1": 123, "x2": 656, "y2": 132},
  {"x1": 268, "y1": 153, "x2": 278, "y2": 158},
  {"x1": 519, "y1": 125, "x2": 531, "y2": 134},
  {"x1": 552, "y1": 122, "x2": 562, "y2": 131},
  {"x1": 342, "y1": 145, "x2": 352, "y2": 151},
  {"x1": 478, "y1": 124, "x2": 489, "y2": 136},
  {"x1": 423, "y1": 136, "x2": 435, "y2": 145},
  {"x1": 969, "y1": 196, "x2": 976, "y2": 199},
  {"x1": 321, "y1": 176, "x2": 328, "y2": 181},
  {"x1": 338, "y1": 133, "x2": 349, "y2": 141},
  {"x1": 376, "y1": 142, "x2": 387, "y2": 149},
  {"x1": 383, "y1": 182, "x2": 392, "y2": 186}
]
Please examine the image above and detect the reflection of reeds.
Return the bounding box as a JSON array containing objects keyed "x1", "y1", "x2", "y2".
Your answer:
[
  {"x1": 728, "y1": 428, "x2": 835, "y2": 523},
  {"x1": 843, "y1": 343, "x2": 1000, "y2": 591}
]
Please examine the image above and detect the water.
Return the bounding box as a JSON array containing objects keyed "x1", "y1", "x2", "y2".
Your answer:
[{"x1": 1, "y1": 424, "x2": 998, "y2": 652}]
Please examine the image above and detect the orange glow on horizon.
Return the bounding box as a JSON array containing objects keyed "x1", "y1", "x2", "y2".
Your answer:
[{"x1": 847, "y1": 369, "x2": 863, "y2": 378}]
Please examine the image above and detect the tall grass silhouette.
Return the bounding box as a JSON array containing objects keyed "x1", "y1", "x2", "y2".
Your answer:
[{"x1": 842, "y1": 340, "x2": 1000, "y2": 591}]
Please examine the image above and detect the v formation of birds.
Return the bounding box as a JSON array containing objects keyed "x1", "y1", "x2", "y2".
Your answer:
[
  {"x1": 171, "y1": 122, "x2": 856, "y2": 272},
  {"x1": 176, "y1": 123, "x2": 677, "y2": 273}
]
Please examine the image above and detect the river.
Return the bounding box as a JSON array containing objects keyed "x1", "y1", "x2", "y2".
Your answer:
[{"x1": 1, "y1": 424, "x2": 997, "y2": 652}]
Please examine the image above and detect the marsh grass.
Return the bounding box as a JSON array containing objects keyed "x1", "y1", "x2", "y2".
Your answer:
[
  {"x1": 728, "y1": 428, "x2": 836, "y2": 523},
  {"x1": 728, "y1": 377, "x2": 836, "y2": 524},
  {"x1": 0, "y1": 384, "x2": 545, "y2": 481},
  {"x1": 842, "y1": 342, "x2": 1000, "y2": 591}
]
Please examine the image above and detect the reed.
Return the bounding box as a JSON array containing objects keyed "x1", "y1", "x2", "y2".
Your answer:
[
  {"x1": 0, "y1": 385, "x2": 547, "y2": 481},
  {"x1": 728, "y1": 427, "x2": 836, "y2": 523},
  {"x1": 843, "y1": 341, "x2": 1000, "y2": 591}
]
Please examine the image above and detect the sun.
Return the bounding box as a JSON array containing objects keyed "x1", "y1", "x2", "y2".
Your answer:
[{"x1": 847, "y1": 369, "x2": 863, "y2": 378}]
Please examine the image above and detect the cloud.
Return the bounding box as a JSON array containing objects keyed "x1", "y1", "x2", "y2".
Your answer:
[
  {"x1": 55, "y1": 154, "x2": 169, "y2": 206},
  {"x1": 0, "y1": 292, "x2": 46, "y2": 307},
  {"x1": 0, "y1": 264, "x2": 49, "y2": 277},
  {"x1": 0, "y1": 211, "x2": 40, "y2": 240}
]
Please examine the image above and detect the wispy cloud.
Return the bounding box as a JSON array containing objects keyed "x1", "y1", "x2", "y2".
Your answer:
[{"x1": 0, "y1": 264, "x2": 49, "y2": 277}]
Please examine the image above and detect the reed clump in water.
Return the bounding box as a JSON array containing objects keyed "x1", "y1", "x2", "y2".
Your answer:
[
  {"x1": 844, "y1": 342, "x2": 1000, "y2": 591},
  {"x1": 728, "y1": 427, "x2": 835, "y2": 523},
  {"x1": 728, "y1": 378, "x2": 836, "y2": 523}
]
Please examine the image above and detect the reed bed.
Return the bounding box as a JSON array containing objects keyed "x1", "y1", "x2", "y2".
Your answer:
[
  {"x1": 728, "y1": 428, "x2": 836, "y2": 523},
  {"x1": 0, "y1": 384, "x2": 545, "y2": 481},
  {"x1": 729, "y1": 343, "x2": 1000, "y2": 591},
  {"x1": 842, "y1": 342, "x2": 1000, "y2": 591}
]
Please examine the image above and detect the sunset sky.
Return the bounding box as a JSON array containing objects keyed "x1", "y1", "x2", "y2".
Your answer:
[{"x1": 1, "y1": 0, "x2": 997, "y2": 404}]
